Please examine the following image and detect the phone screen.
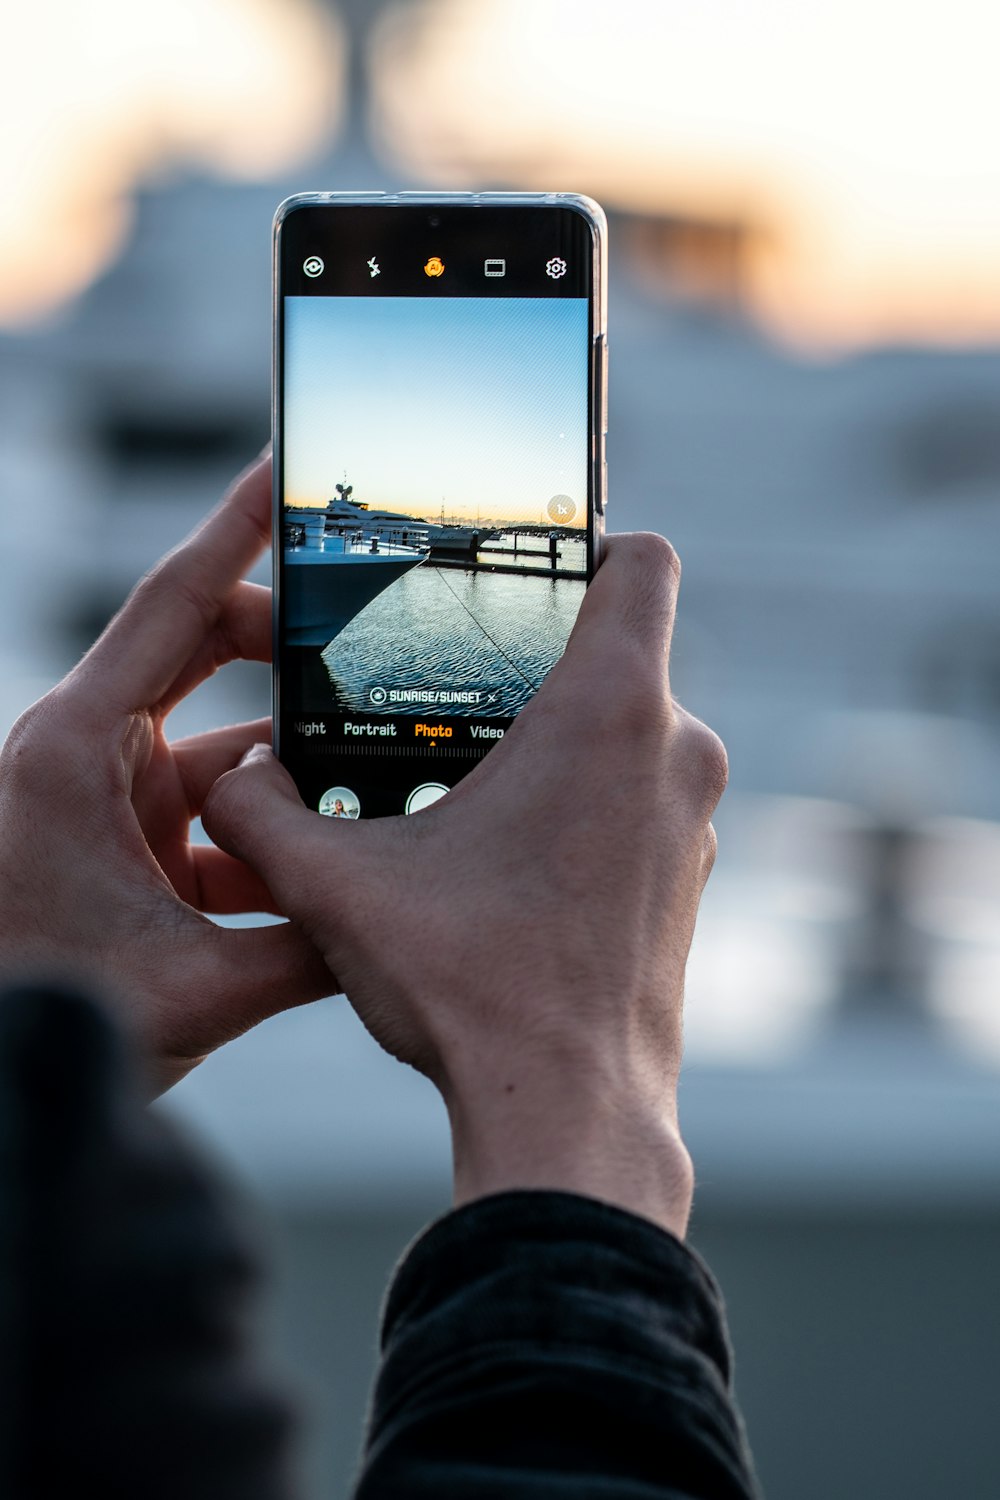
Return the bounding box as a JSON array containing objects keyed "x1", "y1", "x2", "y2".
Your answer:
[{"x1": 274, "y1": 198, "x2": 605, "y2": 819}]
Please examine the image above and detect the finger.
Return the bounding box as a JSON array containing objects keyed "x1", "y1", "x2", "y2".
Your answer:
[
  {"x1": 568, "y1": 531, "x2": 681, "y2": 668},
  {"x1": 202, "y1": 745, "x2": 347, "y2": 915},
  {"x1": 190, "y1": 845, "x2": 283, "y2": 916},
  {"x1": 72, "y1": 452, "x2": 272, "y2": 712},
  {"x1": 496, "y1": 533, "x2": 681, "y2": 759},
  {"x1": 171, "y1": 718, "x2": 273, "y2": 815},
  {"x1": 158, "y1": 582, "x2": 271, "y2": 715},
  {"x1": 208, "y1": 921, "x2": 338, "y2": 1034}
]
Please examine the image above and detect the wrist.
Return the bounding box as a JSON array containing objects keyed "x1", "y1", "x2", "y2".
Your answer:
[{"x1": 443, "y1": 1047, "x2": 694, "y2": 1240}]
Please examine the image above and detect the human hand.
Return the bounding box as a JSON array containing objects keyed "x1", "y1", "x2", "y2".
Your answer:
[
  {"x1": 0, "y1": 454, "x2": 331, "y2": 1093},
  {"x1": 204, "y1": 535, "x2": 726, "y2": 1237}
]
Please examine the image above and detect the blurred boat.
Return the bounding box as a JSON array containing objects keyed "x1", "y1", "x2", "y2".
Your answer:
[{"x1": 424, "y1": 521, "x2": 494, "y2": 557}]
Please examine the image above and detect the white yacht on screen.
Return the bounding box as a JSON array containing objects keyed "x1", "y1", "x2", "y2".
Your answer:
[
  {"x1": 322, "y1": 483, "x2": 493, "y2": 555},
  {"x1": 283, "y1": 481, "x2": 426, "y2": 648},
  {"x1": 322, "y1": 481, "x2": 432, "y2": 545}
]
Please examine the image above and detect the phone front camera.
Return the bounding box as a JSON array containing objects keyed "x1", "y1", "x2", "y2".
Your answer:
[{"x1": 428, "y1": 214, "x2": 441, "y2": 228}]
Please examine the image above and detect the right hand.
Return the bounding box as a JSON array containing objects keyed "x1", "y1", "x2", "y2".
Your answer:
[{"x1": 203, "y1": 535, "x2": 726, "y2": 1237}]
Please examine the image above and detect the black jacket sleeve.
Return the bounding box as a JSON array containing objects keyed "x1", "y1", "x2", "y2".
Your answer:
[
  {"x1": 355, "y1": 1192, "x2": 761, "y2": 1499},
  {"x1": 0, "y1": 986, "x2": 297, "y2": 1500},
  {"x1": 0, "y1": 986, "x2": 759, "y2": 1499}
]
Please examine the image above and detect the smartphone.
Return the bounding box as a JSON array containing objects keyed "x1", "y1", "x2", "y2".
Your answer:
[{"x1": 272, "y1": 191, "x2": 607, "y2": 819}]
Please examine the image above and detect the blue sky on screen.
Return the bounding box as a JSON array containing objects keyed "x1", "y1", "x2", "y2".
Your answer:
[{"x1": 284, "y1": 295, "x2": 588, "y2": 524}]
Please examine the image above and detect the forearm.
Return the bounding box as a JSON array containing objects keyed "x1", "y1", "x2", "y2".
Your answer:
[{"x1": 355, "y1": 1192, "x2": 761, "y2": 1500}]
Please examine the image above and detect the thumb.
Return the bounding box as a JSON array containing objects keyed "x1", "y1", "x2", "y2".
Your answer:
[{"x1": 201, "y1": 744, "x2": 327, "y2": 912}]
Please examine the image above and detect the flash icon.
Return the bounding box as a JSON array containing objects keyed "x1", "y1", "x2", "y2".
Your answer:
[{"x1": 368, "y1": 257, "x2": 380, "y2": 278}]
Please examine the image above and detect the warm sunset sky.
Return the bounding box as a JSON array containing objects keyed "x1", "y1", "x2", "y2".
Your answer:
[
  {"x1": 373, "y1": 0, "x2": 1000, "y2": 350},
  {"x1": 0, "y1": 0, "x2": 342, "y2": 325},
  {"x1": 3, "y1": 0, "x2": 1000, "y2": 349}
]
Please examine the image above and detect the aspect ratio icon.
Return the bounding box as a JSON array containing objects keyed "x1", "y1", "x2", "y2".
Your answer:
[
  {"x1": 424, "y1": 256, "x2": 445, "y2": 278},
  {"x1": 484, "y1": 258, "x2": 506, "y2": 277},
  {"x1": 303, "y1": 255, "x2": 324, "y2": 278},
  {"x1": 545, "y1": 256, "x2": 567, "y2": 279}
]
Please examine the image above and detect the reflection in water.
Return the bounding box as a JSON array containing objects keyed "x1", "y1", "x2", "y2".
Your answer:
[{"x1": 321, "y1": 549, "x2": 586, "y2": 716}]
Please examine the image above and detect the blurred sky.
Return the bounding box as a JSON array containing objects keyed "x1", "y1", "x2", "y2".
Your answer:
[
  {"x1": 0, "y1": 0, "x2": 343, "y2": 324},
  {"x1": 2, "y1": 0, "x2": 1000, "y2": 350},
  {"x1": 374, "y1": 0, "x2": 1000, "y2": 349},
  {"x1": 284, "y1": 295, "x2": 589, "y2": 520}
]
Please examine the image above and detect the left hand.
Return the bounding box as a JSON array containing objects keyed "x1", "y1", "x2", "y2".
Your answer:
[{"x1": 0, "y1": 454, "x2": 331, "y2": 1093}]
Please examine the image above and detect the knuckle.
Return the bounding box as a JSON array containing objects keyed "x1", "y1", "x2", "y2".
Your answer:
[
  {"x1": 620, "y1": 533, "x2": 682, "y2": 607},
  {"x1": 136, "y1": 555, "x2": 218, "y2": 629},
  {"x1": 1, "y1": 696, "x2": 62, "y2": 786},
  {"x1": 677, "y1": 712, "x2": 729, "y2": 810},
  {"x1": 642, "y1": 530, "x2": 682, "y2": 583},
  {"x1": 614, "y1": 529, "x2": 680, "y2": 581},
  {"x1": 4, "y1": 699, "x2": 45, "y2": 753}
]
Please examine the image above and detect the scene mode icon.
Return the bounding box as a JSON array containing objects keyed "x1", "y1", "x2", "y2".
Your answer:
[{"x1": 424, "y1": 256, "x2": 445, "y2": 277}]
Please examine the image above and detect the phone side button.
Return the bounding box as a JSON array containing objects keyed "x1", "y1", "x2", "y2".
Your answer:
[{"x1": 602, "y1": 341, "x2": 609, "y2": 437}]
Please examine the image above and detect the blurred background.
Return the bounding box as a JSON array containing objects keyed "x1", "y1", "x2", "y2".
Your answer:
[{"x1": 2, "y1": 0, "x2": 1000, "y2": 1494}]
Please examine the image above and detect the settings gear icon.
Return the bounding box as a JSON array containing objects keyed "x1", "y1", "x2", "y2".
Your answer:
[{"x1": 545, "y1": 256, "x2": 568, "y2": 279}]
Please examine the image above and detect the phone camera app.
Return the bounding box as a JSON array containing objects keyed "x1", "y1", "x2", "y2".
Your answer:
[{"x1": 405, "y1": 783, "x2": 449, "y2": 815}]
